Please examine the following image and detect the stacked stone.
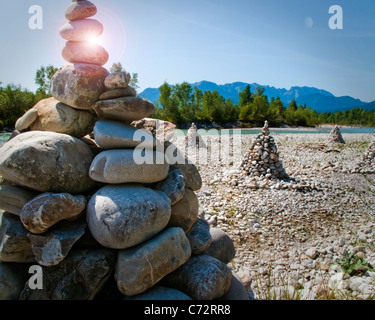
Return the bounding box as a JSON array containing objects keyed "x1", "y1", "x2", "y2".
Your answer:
[
  {"x1": 328, "y1": 125, "x2": 345, "y2": 144},
  {"x1": 240, "y1": 121, "x2": 288, "y2": 180},
  {"x1": 0, "y1": 1, "x2": 245, "y2": 301},
  {"x1": 185, "y1": 123, "x2": 206, "y2": 149},
  {"x1": 353, "y1": 135, "x2": 375, "y2": 173}
]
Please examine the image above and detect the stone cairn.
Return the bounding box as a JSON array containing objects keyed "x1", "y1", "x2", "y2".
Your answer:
[
  {"x1": 328, "y1": 125, "x2": 345, "y2": 144},
  {"x1": 240, "y1": 121, "x2": 288, "y2": 180},
  {"x1": 0, "y1": 1, "x2": 247, "y2": 300},
  {"x1": 353, "y1": 135, "x2": 375, "y2": 173},
  {"x1": 185, "y1": 123, "x2": 206, "y2": 149}
]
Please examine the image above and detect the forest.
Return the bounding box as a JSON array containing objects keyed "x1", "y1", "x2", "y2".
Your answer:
[
  {"x1": 151, "y1": 82, "x2": 375, "y2": 128},
  {"x1": 1, "y1": 69, "x2": 375, "y2": 131}
]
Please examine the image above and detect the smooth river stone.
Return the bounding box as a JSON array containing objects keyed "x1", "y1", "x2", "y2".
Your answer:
[
  {"x1": 171, "y1": 162, "x2": 203, "y2": 191},
  {"x1": 0, "y1": 185, "x2": 38, "y2": 216},
  {"x1": 20, "y1": 193, "x2": 87, "y2": 234},
  {"x1": 186, "y1": 217, "x2": 212, "y2": 255},
  {"x1": 203, "y1": 228, "x2": 236, "y2": 264},
  {"x1": 86, "y1": 184, "x2": 171, "y2": 249},
  {"x1": 161, "y1": 255, "x2": 232, "y2": 300},
  {"x1": 28, "y1": 220, "x2": 86, "y2": 267},
  {"x1": 115, "y1": 227, "x2": 191, "y2": 296},
  {"x1": 104, "y1": 72, "x2": 131, "y2": 89},
  {"x1": 153, "y1": 168, "x2": 185, "y2": 205},
  {"x1": 89, "y1": 150, "x2": 169, "y2": 184},
  {"x1": 50, "y1": 63, "x2": 109, "y2": 110},
  {"x1": 0, "y1": 212, "x2": 35, "y2": 263},
  {"x1": 93, "y1": 97, "x2": 155, "y2": 123},
  {"x1": 131, "y1": 118, "x2": 177, "y2": 142},
  {"x1": 15, "y1": 97, "x2": 96, "y2": 138},
  {"x1": 168, "y1": 189, "x2": 199, "y2": 233},
  {"x1": 19, "y1": 248, "x2": 116, "y2": 300},
  {"x1": 93, "y1": 120, "x2": 156, "y2": 149},
  {"x1": 0, "y1": 263, "x2": 29, "y2": 300},
  {"x1": 62, "y1": 41, "x2": 109, "y2": 66},
  {"x1": 65, "y1": 1, "x2": 97, "y2": 21},
  {"x1": 60, "y1": 19, "x2": 103, "y2": 42},
  {"x1": 99, "y1": 87, "x2": 137, "y2": 100},
  {"x1": 124, "y1": 286, "x2": 192, "y2": 300},
  {"x1": 0, "y1": 131, "x2": 96, "y2": 194}
]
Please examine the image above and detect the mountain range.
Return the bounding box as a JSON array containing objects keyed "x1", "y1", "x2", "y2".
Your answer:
[{"x1": 139, "y1": 81, "x2": 374, "y2": 114}]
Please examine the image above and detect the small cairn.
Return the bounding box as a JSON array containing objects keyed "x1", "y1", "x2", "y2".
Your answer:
[
  {"x1": 353, "y1": 135, "x2": 375, "y2": 173},
  {"x1": 328, "y1": 125, "x2": 345, "y2": 144},
  {"x1": 185, "y1": 123, "x2": 206, "y2": 149},
  {"x1": 240, "y1": 121, "x2": 288, "y2": 180},
  {"x1": 0, "y1": 1, "x2": 246, "y2": 300}
]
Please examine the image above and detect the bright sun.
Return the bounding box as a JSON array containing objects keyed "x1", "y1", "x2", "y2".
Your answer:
[{"x1": 86, "y1": 35, "x2": 100, "y2": 45}]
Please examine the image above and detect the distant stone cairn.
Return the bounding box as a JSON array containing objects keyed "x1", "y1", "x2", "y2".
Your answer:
[{"x1": 240, "y1": 121, "x2": 288, "y2": 180}]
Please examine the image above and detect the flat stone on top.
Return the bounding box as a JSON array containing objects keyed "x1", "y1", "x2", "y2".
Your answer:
[{"x1": 65, "y1": 1, "x2": 97, "y2": 21}]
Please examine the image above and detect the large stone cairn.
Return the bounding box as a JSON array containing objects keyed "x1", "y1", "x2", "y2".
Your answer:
[
  {"x1": 328, "y1": 125, "x2": 345, "y2": 144},
  {"x1": 0, "y1": 1, "x2": 246, "y2": 300},
  {"x1": 240, "y1": 121, "x2": 288, "y2": 180}
]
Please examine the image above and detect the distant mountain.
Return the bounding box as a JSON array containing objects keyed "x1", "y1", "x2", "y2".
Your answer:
[
  {"x1": 361, "y1": 101, "x2": 375, "y2": 111},
  {"x1": 139, "y1": 81, "x2": 369, "y2": 113}
]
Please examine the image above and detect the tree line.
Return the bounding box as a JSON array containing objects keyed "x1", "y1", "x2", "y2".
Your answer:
[
  {"x1": 152, "y1": 82, "x2": 375, "y2": 128},
  {"x1": 1, "y1": 72, "x2": 375, "y2": 131}
]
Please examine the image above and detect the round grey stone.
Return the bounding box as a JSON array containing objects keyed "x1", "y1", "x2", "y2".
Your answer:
[
  {"x1": 50, "y1": 63, "x2": 109, "y2": 110},
  {"x1": 89, "y1": 149, "x2": 169, "y2": 184},
  {"x1": 0, "y1": 131, "x2": 96, "y2": 194},
  {"x1": 86, "y1": 184, "x2": 171, "y2": 249},
  {"x1": 115, "y1": 227, "x2": 191, "y2": 296}
]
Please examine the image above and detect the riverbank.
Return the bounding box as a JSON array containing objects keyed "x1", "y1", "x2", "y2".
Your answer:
[{"x1": 193, "y1": 133, "x2": 375, "y2": 300}]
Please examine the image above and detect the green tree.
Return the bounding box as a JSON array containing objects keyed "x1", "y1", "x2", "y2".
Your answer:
[
  {"x1": 269, "y1": 97, "x2": 286, "y2": 126},
  {"x1": 0, "y1": 84, "x2": 37, "y2": 129},
  {"x1": 110, "y1": 62, "x2": 124, "y2": 73},
  {"x1": 129, "y1": 73, "x2": 140, "y2": 92},
  {"x1": 239, "y1": 85, "x2": 252, "y2": 107},
  {"x1": 158, "y1": 82, "x2": 181, "y2": 124},
  {"x1": 35, "y1": 65, "x2": 58, "y2": 96},
  {"x1": 285, "y1": 99, "x2": 298, "y2": 125}
]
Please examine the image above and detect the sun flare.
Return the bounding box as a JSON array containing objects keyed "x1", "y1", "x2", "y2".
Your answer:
[{"x1": 86, "y1": 35, "x2": 100, "y2": 45}]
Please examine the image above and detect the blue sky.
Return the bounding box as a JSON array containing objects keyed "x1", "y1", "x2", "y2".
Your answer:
[{"x1": 0, "y1": 0, "x2": 374, "y2": 102}]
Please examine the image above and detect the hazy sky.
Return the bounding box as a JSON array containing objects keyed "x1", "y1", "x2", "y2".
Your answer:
[{"x1": 0, "y1": 0, "x2": 374, "y2": 102}]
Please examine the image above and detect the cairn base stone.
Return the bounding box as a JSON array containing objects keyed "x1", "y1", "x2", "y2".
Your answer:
[
  {"x1": 115, "y1": 227, "x2": 191, "y2": 296},
  {"x1": 20, "y1": 248, "x2": 116, "y2": 300},
  {"x1": 15, "y1": 97, "x2": 96, "y2": 138},
  {"x1": 161, "y1": 255, "x2": 232, "y2": 300},
  {"x1": 0, "y1": 131, "x2": 96, "y2": 194},
  {"x1": 0, "y1": 186, "x2": 38, "y2": 216},
  {"x1": 87, "y1": 185, "x2": 171, "y2": 249},
  {"x1": 20, "y1": 193, "x2": 86, "y2": 234},
  {"x1": 0, "y1": 212, "x2": 35, "y2": 263}
]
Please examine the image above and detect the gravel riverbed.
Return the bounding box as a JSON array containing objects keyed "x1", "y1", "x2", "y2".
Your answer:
[{"x1": 187, "y1": 133, "x2": 375, "y2": 300}]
